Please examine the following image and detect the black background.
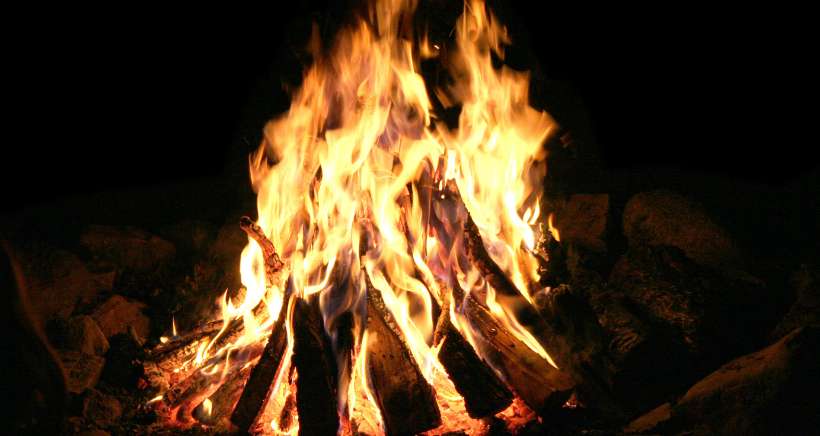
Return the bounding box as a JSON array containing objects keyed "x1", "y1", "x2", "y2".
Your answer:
[{"x1": 7, "y1": 1, "x2": 817, "y2": 213}]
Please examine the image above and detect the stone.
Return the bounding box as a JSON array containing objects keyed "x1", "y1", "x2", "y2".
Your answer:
[
  {"x1": 60, "y1": 350, "x2": 105, "y2": 393},
  {"x1": 623, "y1": 403, "x2": 671, "y2": 434},
  {"x1": 77, "y1": 430, "x2": 111, "y2": 436},
  {"x1": 628, "y1": 326, "x2": 820, "y2": 435},
  {"x1": 623, "y1": 190, "x2": 742, "y2": 269},
  {"x1": 80, "y1": 225, "x2": 175, "y2": 274},
  {"x1": 13, "y1": 244, "x2": 112, "y2": 324},
  {"x1": 609, "y1": 245, "x2": 770, "y2": 369},
  {"x1": 64, "y1": 315, "x2": 109, "y2": 356},
  {"x1": 91, "y1": 295, "x2": 150, "y2": 339},
  {"x1": 771, "y1": 264, "x2": 820, "y2": 341},
  {"x1": 159, "y1": 219, "x2": 218, "y2": 255},
  {"x1": 552, "y1": 194, "x2": 609, "y2": 252},
  {"x1": 82, "y1": 389, "x2": 122, "y2": 426}
]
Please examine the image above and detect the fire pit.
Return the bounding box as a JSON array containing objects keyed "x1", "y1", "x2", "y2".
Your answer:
[{"x1": 3, "y1": 0, "x2": 818, "y2": 435}]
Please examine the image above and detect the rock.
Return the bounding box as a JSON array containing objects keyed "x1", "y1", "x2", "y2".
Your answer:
[
  {"x1": 91, "y1": 295, "x2": 150, "y2": 339},
  {"x1": 629, "y1": 326, "x2": 820, "y2": 435},
  {"x1": 82, "y1": 389, "x2": 122, "y2": 426},
  {"x1": 159, "y1": 219, "x2": 218, "y2": 255},
  {"x1": 532, "y1": 284, "x2": 615, "y2": 415},
  {"x1": 13, "y1": 244, "x2": 112, "y2": 324},
  {"x1": 77, "y1": 430, "x2": 111, "y2": 436},
  {"x1": 589, "y1": 288, "x2": 693, "y2": 416},
  {"x1": 771, "y1": 264, "x2": 820, "y2": 341},
  {"x1": 552, "y1": 194, "x2": 609, "y2": 252},
  {"x1": 64, "y1": 316, "x2": 109, "y2": 356},
  {"x1": 100, "y1": 333, "x2": 145, "y2": 388},
  {"x1": 609, "y1": 245, "x2": 770, "y2": 369},
  {"x1": 623, "y1": 402, "x2": 671, "y2": 434},
  {"x1": 623, "y1": 190, "x2": 742, "y2": 269},
  {"x1": 60, "y1": 350, "x2": 105, "y2": 393},
  {"x1": 209, "y1": 219, "x2": 247, "y2": 264},
  {"x1": 80, "y1": 225, "x2": 175, "y2": 274}
]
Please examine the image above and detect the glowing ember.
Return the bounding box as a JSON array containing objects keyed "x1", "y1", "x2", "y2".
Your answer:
[{"x1": 151, "y1": 0, "x2": 562, "y2": 433}]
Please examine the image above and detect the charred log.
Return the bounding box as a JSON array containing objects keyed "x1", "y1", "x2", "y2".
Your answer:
[
  {"x1": 433, "y1": 290, "x2": 513, "y2": 418},
  {"x1": 229, "y1": 278, "x2": 294, "y2": 433},
  {"x1": 239, "y1": 216, "x2": 284, "y2": 286},
  {"x1": 363, "y1": 269, "x2": 442, "y2": 435},
  {"x1": 463, "y1": 215, "x2": 619, "y2": 416},
  {"x1": 293, "y1": 296, "x2": 339, "y2": 436},
  {"x1": 451, "y1": 278, "x2": 574, "y2": 416}
]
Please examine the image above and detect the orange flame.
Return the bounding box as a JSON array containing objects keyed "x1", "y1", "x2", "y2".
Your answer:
[{"x1": 162, "y1": 0, "x2": 560, "y2": 432}]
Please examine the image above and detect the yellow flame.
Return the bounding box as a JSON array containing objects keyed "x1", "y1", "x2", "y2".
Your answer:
[
  {"x1": 202, "y1": 398, "x2": 212, "y2": 416},
  {"x1": 168, "y1": 0, "x2": 559, "y2": 430}
]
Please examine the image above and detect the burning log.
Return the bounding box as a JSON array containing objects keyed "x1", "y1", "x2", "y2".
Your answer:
[
  {"x1": 463, "y1": 214, "x2": 621, "y2": 417},
  {"x1": 363, "y1": 270, "x2": 442, "y2": 435},
  {"x1": 433, "y1": 290, "x2": 513, "y2": 418},
  {"x1": 229, "y1": 278, "x2": 294, "y2": 433},
  {"x1": 239, "y1": 216, "x2": 284, "y2": 286},
  {"x1": 292, "y1": 296, "x2": 339, "y2": 436},
  {"x1": 200, "y1": 365, "x2": 252, "y2": 426},
  {"x1": 451, "y1": 277, "x2": 575, "y2": 416},
  {"x1": 149, "y1": 216, "x2": 287, "y2": 368}
]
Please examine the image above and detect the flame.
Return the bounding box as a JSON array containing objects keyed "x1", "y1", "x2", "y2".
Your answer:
[
  {"x1": 160, "y1": 0, "x2": 560, "y2": 432},
  {"x1": 547, "y1": 212, "x2": 560, "y2": 242}
]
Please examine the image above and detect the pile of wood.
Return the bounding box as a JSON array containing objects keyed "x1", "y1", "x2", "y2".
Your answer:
[{"x1": 141, "y1": 201, "x2": 600, "y2": 436}]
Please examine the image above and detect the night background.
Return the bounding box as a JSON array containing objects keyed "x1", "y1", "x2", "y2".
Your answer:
[{"x1": 6, "y1": 0, "x2": 817, "y2": 255}]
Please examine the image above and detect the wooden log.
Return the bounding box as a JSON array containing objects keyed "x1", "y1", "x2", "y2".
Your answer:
[
  {"x1": 200, "y1": 365, "x2": 252, "y2": 426},
  {"x1": 363, "y1": 270, "x2": 442, "y2": 435},
  {"x1": 239, "y1": 216, "x2": 284, "y2": 287},
  {"x1": 150, "y1": 215, "x2": 287, "y2": 369},
  {"x1": 432, "y1": 290, "x2": 513, "y2": 418},
  {"x1": 293, "y1": 296, "x2": 339, "y2": 436},
  {"x1": 451, "y1": 277, "x2": 575, "y2": 416},
  {"x1": 463, "y1": 214, "x2": 622, "y2": 417},
  {"x1": 164, "y1": 342, "x2": 265, "y2": 415},
  {"x1": 229, "y1": 277, "x2": 294, "y2": 433}
]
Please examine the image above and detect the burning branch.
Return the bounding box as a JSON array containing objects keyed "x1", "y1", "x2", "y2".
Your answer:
[
  {"x1": 432, "y1": 289, "x2": 514, "y2": 418},
  {"x1": 229, "y1": 277, "x2": 294, "y2": 433},
  {"x1": 239, "y1": 216, "x2": 284, "y2": 285},
  {"x1": 363, "y1": 269, "x2": 442, "y2": 435}
]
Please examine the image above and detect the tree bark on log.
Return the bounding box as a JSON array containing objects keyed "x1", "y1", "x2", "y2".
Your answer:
[
  {"x1": 164, "y1": 342, "x2": 265, "y2": 422},
  {"x1": 363, "y1": 269, "x2": 442, "y2": 435},
  {"x1": 463, "y1": 214, "x2": 622, "y2": 417},
  {"x1": 229, "y1": 278, "x2": 294, "y2": 433},
  {"x1": 293, "y1": 295, "x2": 339, "y2": 436},
  {"x1": 432, "y1": 290, "x2": 513, "y2": 418},
  {"x1": 239, "y1": 216, "x2": 284, "y2": 287},
  {"x1": 451, "y1": 277, "x2": 575, "y2": 416}
]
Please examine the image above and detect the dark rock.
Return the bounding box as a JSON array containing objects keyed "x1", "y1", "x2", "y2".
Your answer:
[
  {"x1": 60, "y1": 350, "x2": 105, "y2": 393},
  {"x1": 532, "y1": 284, "x2": 616, "y2": 416},
  {"x1": 623, "y1": 402, "x2": 671, "y2": 434},
  {"x1": 609, "y1": 245, "x2": 769, "y2": 369},
  {"x1": 628, "y1": 326, "x2": 820, "y2": 435},
  {"x1": 101, "y1": 333, "x2": 145, "y2": 388},
  {"x1": 13, "y1": 244, "x2": 112, "y2": 324},
  {"x1": 91, "y1": 295, "x2": 150, "y2": 340},
  {"x1": 771, "y1": 264, "x2": 820, "y2": 341},
  {"x1": 623, "y1": 190, "x2": 742, "y2": 269},
  {"x1": 80, "y1": 225, "x2": 176, "y2": 274},
  {"x1": 552, "y1": 194, "x2": 609, "y2": 252},
  {"x1": 589, "y1": 288, "x2": 693, "y2": 416},
  {"x1": 82, "y1": 389, "x2": 122, "y2": 426},
  {"x1": 64, "y1": 315, "x2": 110, "y2": 356},
  {"x1": 159, "y1": 219, "x2": 218, "y2": 255},
  {"x1": 78, "y1": 430, "x2": 111, "y2": 436}
]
